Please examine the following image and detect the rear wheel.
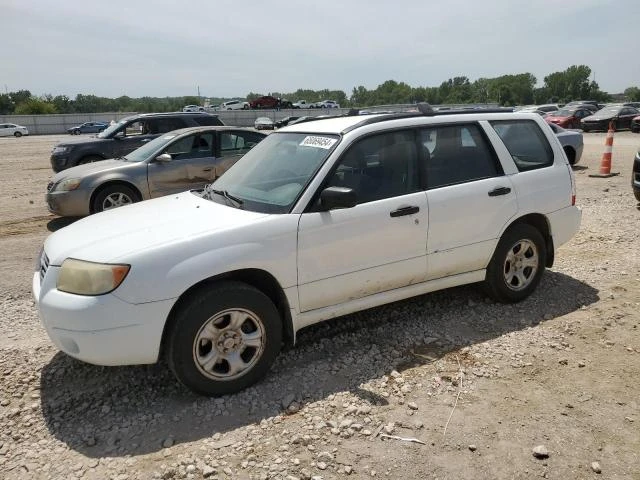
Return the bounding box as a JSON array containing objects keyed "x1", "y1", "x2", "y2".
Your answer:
[
  {"x1": 92, "y1": 184, "x2": 139, "y2": 213},
  {"x1": 14, "y1": 131, "x2": 22, "y2": 137},
  {"x1": 166, "y1": 282, "x2": 282, "y2": 396},
  {"x1": 484, "y1": 224, "x2": 546, "y2": 303}
]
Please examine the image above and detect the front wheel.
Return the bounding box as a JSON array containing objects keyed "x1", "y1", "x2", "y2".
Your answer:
[
  {"x1": 483, "y1": 224, "x2": 546, "y2": 303},
  {"x1": 92, "y1": 184, "x2": 139, "y2": 213},
  {"x1": 166, "y1": 282, "x2": 282, "y2": 396}
]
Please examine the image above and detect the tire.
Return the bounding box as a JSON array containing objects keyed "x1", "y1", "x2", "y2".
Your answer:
[
  {"x1": 78, "y1": 155, "x2": 103, "y2": 166},
  {"x1": 563, "y1": 146, "x2": 576, "y2": 165},
  {"x1": 92, "y1": 183, "x2": 139, "y2": 213},
  {"x1": 166, "y1": 281, "x2": 282, "y2": 396},
  {"x1": 483, "y1": 223, "x2": 546, "y2": 303},
  {"x1": 14, "y1": 131, "x2": 22, "y2": 137}
]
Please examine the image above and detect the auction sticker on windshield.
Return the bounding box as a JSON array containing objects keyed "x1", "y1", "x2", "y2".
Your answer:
[{"x1": 300, "y1": 136, "x2": 337, "y2": 149}]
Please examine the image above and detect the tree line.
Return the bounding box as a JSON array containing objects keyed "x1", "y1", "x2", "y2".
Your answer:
[{"x1": 2, "y1": 65, "x2": 638, "y2": 115}]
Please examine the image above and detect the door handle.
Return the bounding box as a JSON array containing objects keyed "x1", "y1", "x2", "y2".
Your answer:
[
  {"x1": 390, "y1": 205, "x2": 419, "y2": 217},
  {"x1": 488, "y1": 186, "x2": 511, "y2": 197}
]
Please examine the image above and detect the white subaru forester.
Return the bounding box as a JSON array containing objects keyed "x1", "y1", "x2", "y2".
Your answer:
[{"x1": 33, "y1": 105, "x2": 581, "y2": 396}]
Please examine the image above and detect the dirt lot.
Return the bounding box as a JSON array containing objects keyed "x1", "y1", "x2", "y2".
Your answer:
[{"x1": 0, "y1": 132, "x2": 639, "y2": 480}]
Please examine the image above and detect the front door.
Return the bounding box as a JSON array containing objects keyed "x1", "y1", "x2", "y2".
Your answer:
[
  {"x1": 147, "y1": 132, "x2": 217, "y2": 197},
  {"x1": 297, "y1": 129, "x2": 429, "y2": 312}
]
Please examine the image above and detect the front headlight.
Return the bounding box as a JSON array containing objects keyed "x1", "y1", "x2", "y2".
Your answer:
[
  {"x1": 57, "y1": 259, "x2": 130, "y2": 295},
  {"x1": 52, "y1": 178, "x2": 82, "y2": 192},
  {"x1": 52, "y1": 146, "x2": 71, "y2": 154}
]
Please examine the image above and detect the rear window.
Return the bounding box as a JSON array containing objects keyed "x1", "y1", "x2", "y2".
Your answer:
[
  {"x1": 193, "y1": 115, "x2": 224, "y2": 126},
  {"x1": 490, "y1": 120, "x2": 554, "y2": 171}
]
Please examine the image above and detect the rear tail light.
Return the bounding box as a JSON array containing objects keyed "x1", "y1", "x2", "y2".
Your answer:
[{"x1": 569, "y1": 165, "x2": 577, "y2": 206}]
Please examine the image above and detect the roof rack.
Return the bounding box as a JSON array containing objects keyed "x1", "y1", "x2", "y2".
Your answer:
[{"x1": 341, "y1": 103, "x2": 514, "y2": 133}]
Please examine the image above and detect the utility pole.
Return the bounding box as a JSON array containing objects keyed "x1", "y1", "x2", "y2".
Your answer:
[{"x1": 197, "y1": 85, "x2": 201, "y2": 104}]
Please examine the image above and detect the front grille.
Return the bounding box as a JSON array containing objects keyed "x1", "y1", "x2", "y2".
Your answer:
[
  {"x1": 40, "y1": 252, "x2": 50, "y2": 282},
  {"x1": 46, "y1": 182, "x2": 54, "y2": 192}
]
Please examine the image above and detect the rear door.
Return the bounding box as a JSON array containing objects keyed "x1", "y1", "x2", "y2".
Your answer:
[
  {"x1": 422, "y1": 123, "x2": 518, "y2": 279},
  {"x1": 147, "y1": 132, "x2": 217, "y2": 197}
]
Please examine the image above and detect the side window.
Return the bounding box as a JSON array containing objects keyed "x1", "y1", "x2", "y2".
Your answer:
[
  {"x1": 220, "y1": 131, "x2": 264, "y2": 157},
  {"x1": 490, "y1": 120, "x2": 554, "y2": 172},
  {"x1": 156, "y1": 117, "x2": 188, "y2": 133},
  {"x1": 326, "y1": 130, "x2": 419, "y2": 204},
  {"x1": 164, "y1": 134, "x2": 198, "y2": 161},
  {"x1": 193, "y1": 115, "x2": 224, "y2": 126},
  {"x1": 191, "y1": 133, "x2": 214, "y2": 158},
  {"x1": 422, "y1": 124, "x2": 502, "y2": 189}
]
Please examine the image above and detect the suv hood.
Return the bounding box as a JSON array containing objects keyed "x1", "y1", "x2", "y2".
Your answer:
[
  {"x1": 54, "y1": 136, "x2": 112, "y2": 147},
  {"x1": 44, "y1": 192, "x2": 269, "y2": 265},
  {"x1": 50, "y1": 158, "x2": 131, "y2": 183}
]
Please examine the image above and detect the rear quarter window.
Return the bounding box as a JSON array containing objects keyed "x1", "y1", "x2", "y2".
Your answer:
[{"x1": 490, "y1": 120, "x2": 554, "y2": 172}]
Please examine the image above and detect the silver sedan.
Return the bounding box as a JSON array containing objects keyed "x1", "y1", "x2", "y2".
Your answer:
[
  {"x1": 547, "y1": 123, "x2": 584, "y2": 165},
  {"x1": 46, "y1": 126, "x2": 266, "y2": 217}
]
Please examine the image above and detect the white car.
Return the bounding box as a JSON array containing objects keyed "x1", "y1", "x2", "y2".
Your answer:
[
  {"x1": 0, "y1": 123, "x2": 29, "y2": 137},
  {"x1": 254, "y1": 117, "x2": 274, "y2": 130},
  {"x1": 33, "y1": 105, "x2": 581, "y2": 396},
  {"x1": 315, "y1": 100, "x2": 340, "y2": 108},
  {"x1": 220, "y1": 100, "x2": 250, "y2": 111},
  {"x1": 182, "y1": 105, "x2": 205, "y2": 112}
]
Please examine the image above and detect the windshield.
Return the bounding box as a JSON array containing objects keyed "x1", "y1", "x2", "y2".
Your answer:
[
  {"x1": 97, "y1": 120, "x2": 126, "y2": 138},
  {"x1": 596, "y1": 107, "x2": 621, "y2": 116},
  {"x1": 550, "y1": 109, "x2": 575, "y2": 117},
  {"x1": 122, "y1": 133, "x2": 179, "y2": 162},
  {"x1": 205, "y1": 132, "x2": 340, "y2": 213}
]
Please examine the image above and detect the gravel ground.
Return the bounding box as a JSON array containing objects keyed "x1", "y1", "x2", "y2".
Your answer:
[{"x1": 0, "y1": 132, "x2": 639, "y2": 479}]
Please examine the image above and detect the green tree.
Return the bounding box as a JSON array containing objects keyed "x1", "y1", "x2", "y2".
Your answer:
[
  {"x1": 624, "y1": 87, "x2": 640, "y2": 101},
  {"x1": 14, "y1": 98, "x2": 57, "y2": 114}
]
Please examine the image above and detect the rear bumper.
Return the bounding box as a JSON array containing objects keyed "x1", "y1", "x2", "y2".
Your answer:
[
  {"x1": 548, "y1": 205, "x2": 582, "y2": 249},
  {"x1": 33, "y1": 269, "x2": 174, "y2": 366}
]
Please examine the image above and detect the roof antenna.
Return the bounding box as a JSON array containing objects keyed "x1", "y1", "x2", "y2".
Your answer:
[{"x1": 416, "y1": 103, "x2": 435, "y2": 115}]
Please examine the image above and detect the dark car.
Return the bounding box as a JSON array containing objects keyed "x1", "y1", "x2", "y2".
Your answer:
[
  {"x1": 631, "y1": 115, "x2": 640, "y2": 133},
  {"x1": 249, "y1": 96, "x2": 293, "y2": 109},
  {"x1": 67, "y1": 122, "x2": 109, "y2": 135},
  {"x1": 545, "y1": 107, "x2": 592, "y2": 129},
  {"x1": 274, "y1": 116, "x2": 301, "y2": 128},
  {"x1": 50, "y1": 112, "x2": 224, "y2": 172},
  {"x1": 46, "y1": 127, "x2": 266, "y2": 216},
  {"x1": 581, "y1": 106, "x2": 640, "y2": 132},
  {"x1": 633, "y1": 150, "x2": 640, "y2": 201},
  {"x1": 564, "y1": 100, "x2": 603, "y2": 112}
]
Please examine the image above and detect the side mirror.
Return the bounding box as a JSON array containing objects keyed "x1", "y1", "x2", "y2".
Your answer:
[
  {"x1": 155, "y1": 153, "x2": 172, "y2": 163},
  {"x1": 319, "y1": 186, "x2": 357, "y2": 211}
]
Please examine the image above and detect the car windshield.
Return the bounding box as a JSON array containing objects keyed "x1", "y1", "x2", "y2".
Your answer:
[
  {"x1": 203, "y1": 132, "x2": 340, "y2": 213},
  {"x1": 596, "y1": 107, "x2": 621, "y2": 115},
  {"x1": 97, "y1": 120, "x2": 126, "y2": 138},
  {"x1": 550, "y1": 109, "x2": 574, "y2": 117},
  {"x1": 122, "y1": 133, "x2": 179, "y2": 162}
]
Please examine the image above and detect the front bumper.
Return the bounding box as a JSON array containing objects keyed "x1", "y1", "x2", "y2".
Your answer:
[
  {"x1": 46, "y1": 188, "x2": 92, "y2": 217},
  {"x1": 50, "y1": 154, "x2": 70, "y2": 172},
  {"x1": 581, "y1": 121, "x2": 609, "y2": 131},
  {"x1": 33, "y1": 267, "x2": 175, "y2": 366},
  {"x1": 547, "y1": 205, "x2": 582, "y2": 249}
]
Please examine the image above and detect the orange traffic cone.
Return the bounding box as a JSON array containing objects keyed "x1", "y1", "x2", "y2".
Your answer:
[{"x1": 589, "y1": 120, "x2": 619, "y2": 178}]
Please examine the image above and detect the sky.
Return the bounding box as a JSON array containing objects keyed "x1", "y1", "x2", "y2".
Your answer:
[{"x1": 2, "y1": 0, "x2": 638, "y2": 99}]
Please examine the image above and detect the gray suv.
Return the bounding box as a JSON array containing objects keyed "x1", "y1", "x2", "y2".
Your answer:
[{"x1": 50, "y1": 112, "x2": 224, "y2": 172}]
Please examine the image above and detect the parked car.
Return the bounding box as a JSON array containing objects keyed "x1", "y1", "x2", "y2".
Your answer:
[
  {"x1": 314, "y1": 100, "x2": 340, "y2": 108},
  {"x1": 220, "y1": 100, "x2": 250, "y2": 110},
  {"x1": 545, "y1": 107, "x2": 593, "y2": 129},
  {"x1": 633, "y1": 149, "x2": 640, "y2": 201},
  {"x1": 67, "y1": 122, "x2": 109, "y2": 135},
  {"x1": 274, "y1": 116, "x2": 301, "y2": 128},
  {"x1": 254, "y1": 117, "x2": 274, "y2": 130},
  {"x1": 250, "y1": 96, "x2": 293, "y2": 109},
  {"x1": 581, "y1": 106, "x2": 640, "y2": 132},
  {"x1": 631, "y1": 115, "x2": 640, "y2": 133},
  {"x1": 547, "y1": 123, "x2": 584, "y2": 165},
  {"x1": 0, "y1": 123, "x2": 29, "y2": 137},
  {"x1": 518, "y1": 104, "x2": 559, "y2": 114},
  {"x1": 50, "y1": 112, "x2": 224, "y2": 172},
  {"x1": 292, "y1": 100, "x2": 311, "y2": 109},
  {"x1": 182, "y1": 105, "x2": 205, "y2": 112},
  {"x1": 623, "y1": 102, "x2": 640, "y2": 109},
  {"x1": 33, "y1": 105, "x2": 581, "y2": 396},
  {"x1": 46, "y1": 127, "x2": 266, "y2": 217}
]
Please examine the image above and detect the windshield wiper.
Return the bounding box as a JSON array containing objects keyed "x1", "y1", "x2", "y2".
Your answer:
[{"x1": 207, "y1": 187, "x2": 244, "y2": 207}]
